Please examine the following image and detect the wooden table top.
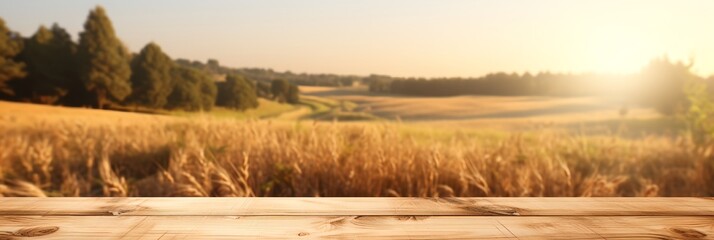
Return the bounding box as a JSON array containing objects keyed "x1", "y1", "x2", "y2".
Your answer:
[{"x1": 0, "y1": 197, "x2": 712, "y2": 239}]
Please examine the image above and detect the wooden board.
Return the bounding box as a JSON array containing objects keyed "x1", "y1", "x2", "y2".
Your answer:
[
  {"x1": 0, "y1": 216, "x2": 712, "y2": 239},
  {"x1": 1, "y1": 197, "x2": 713, "y2": 216},
  {"x1": 0, "y1": 198, "x2": 712, "y2": 239}
]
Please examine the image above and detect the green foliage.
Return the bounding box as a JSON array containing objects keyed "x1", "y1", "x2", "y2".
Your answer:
[
  {"x1": 271, "y1": 79, "x2": 289, "y2": 102},
  {"x1": 0, "y1": 17, "x2": 26, "y2": 96},
  {"x1": 381, "y1": 72, "x2": 618, "y2": 97},
  {"x1": 175, "y1": 58, "x2": 212, "y2": 73},
  {"x1": 640, "y1": 57, "x2": 699, "y2": 115},
  {"x1": 14, "y1": 24, "x2": 78, "y2": 104},
  {"x1": 683, "y1": 79, "x2": 714, "y2": 144},
  {"x1": 368, "y1": 75, "x2": 391, "y2": 92},
  {"x1": 167, "y1": 66, "x2": 216, "y2": 111},
  {"x1": 77, "y1": 6, "x2": 132, "y2": 108},
  {"x1": 129, "y1": 42, "x2": 174, "y2": 108},
  {"x1": 270, "y1": 79, "x2": 300, "y2": 104},
  {"x1": 175, "y1": 62, "x2": 360, "y2": 87},
  {"x1": 197, "y1": 73, "x2": 218, "y2": 111},
  {"x1": 216, "y1": 74, "x2": 258, "y2": 110},
  {"x1": 286, "y1": 84, "x2": 299, "y2": 104},
  {"x1": 206, "y1": 59, "x2": 220, "y2": 74},
  {"x1": 256, "y1": 81, "x2": 271, "y2": 98}
]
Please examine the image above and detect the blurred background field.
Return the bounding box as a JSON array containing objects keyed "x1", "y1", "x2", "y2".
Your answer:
[
  {"x1": 1, "y1": 2, "x2": 713, "y2": 197},
  {"x1": 1, "y1": 84, "x2": 711, "y2": 197}
]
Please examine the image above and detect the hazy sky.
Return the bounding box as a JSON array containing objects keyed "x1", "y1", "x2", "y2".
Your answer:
[{"x1": 1, "y1": 0, "x2": 712, "y2": 77}]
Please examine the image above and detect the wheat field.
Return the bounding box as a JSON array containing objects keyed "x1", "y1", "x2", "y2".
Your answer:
[
  {"x1": 301, "y1": 86, "x2": 660, "y2": 122},
  {"x1": 1, "y1": 101, "x2": 712, "y2": 197}
]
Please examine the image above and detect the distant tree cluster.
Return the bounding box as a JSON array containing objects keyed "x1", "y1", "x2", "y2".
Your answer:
[
  {"x1": 368, "y1": 73, "x2": 631, "y2": 97},
  {"x1": 175, "y1": 58, "x2": 301, "y2": 106},
  {"x1": 238, "y1": 69, "x2": 359, "y2": 87},
  {"x1": 216, "y1": 75, "x2": 258, "y2": 110},
  {"x1": 367, "y1": 57, "x2": 714, "y2": 116},
  {"x1": 269, "y1": 79, "x2": 299, "y2": 104},
  {"x1": 167, "y1": 66, "x2": 216, "y2": 111},
  {"x1": 0, "y1": 6, "x2": 305, "y2": 112},
  {"x1": 175, "y1": 59, "x2": 360, "y2": 87}
]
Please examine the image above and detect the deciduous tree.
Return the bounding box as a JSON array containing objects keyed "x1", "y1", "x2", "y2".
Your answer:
[
  {"x1": 15, "y1": 24, "x2": 78, "y2": 104},
  {"x1": 286, "y1": 84, "x2": 299, "y2": 104},
  {"x1": 0, "y1": 18, "x2": 25, "y2": 97},
  {"x1": 217, "y1": 74, "x2": 258, "y2": 110},
  {"x1": 167, "y1": 66, "x2": 216, "y2": 111},
  {"x1": 77, "y1": 6, "x2": 132, "y2": 108},
  {"x1": 129, "y1": 42, "x2": 174, "y2": 108},
  {"x1": 271, "y1": 79, "x2": 289, "y2": 102}
]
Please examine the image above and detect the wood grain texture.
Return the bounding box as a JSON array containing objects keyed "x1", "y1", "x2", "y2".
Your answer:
[
  {"x1": 0, "y1": 198, "x2": 712, "y2": 239},
  {"x1": 0, "y1": 216, "x2": 712, "y2": 239},
  {"x1": 1, "y1": 197, "x2": 712, "y2": 216}
]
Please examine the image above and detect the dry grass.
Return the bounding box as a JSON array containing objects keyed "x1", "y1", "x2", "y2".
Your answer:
[
  {"x1": 0, "y1": 113, "x2": 711, "y2": 197},
  {"x1": 301, "y1": 86, "x2": 660, "y2": 127},
  {"x1": 0, "y1": 101, "x2": 175, "y2": 126}
]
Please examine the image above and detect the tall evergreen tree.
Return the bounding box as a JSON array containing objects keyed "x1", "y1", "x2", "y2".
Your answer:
[
  {"x1": 77, "y1": 6, "x2": 132, "y2": 108},
  {"x1": 216, "y1": 74, "x2": 258, "y2": 110},
  {"x1": 15, "y1": 24, "x2": 78, "y2": 104},
  {"x1": 129, "y1": 42, "x2": 174, "y2": 108},
  {"x1": 0, "y1": 17, "x2": 26, "y2": 97}
]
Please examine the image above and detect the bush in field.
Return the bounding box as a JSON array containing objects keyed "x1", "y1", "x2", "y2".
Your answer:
[
  {"x1": 271, "y1": 79, "x2": 289, "y2": 102},
  {"x1": 270, "y1": 79, "x2": 300, "y2": 103},
  {"x1": 256, "y1": 81, "x2": 271, "y2": 98},
  {"x1": 166, "y1": 66, "x2": 217, "y2": 111},
  {"x1": 216, "y1": 74, "x2": 258, "y2": 110},
  {"x1": 286, "y1": 84, "x2": 299, "y2": 104},
  {"x1": 640, "y1": 57, "x2": 700, "y2": 115},
  {"x1": 683, "y1": 79, "x2": 714, "y2": 144},
  {"x1": 77, "y1": 6, "x2": 132, "y2": 108},
  {"x1": 14, "y1": 24, "x2": 78, "y2": 104},
  {"x1": 0, "y1": 17, "x2": 26, "y2": 97},
  {"x1": 129, "y1": 42, "x2": 174, "y2": 108}
]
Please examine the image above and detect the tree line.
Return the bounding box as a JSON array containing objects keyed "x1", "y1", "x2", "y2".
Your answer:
[
  {"x1": 2, "y1": 6, "x2": 711, "y2": 117},
  {"x1": 0, "y1": 6, "x2": 300, "y2": 112},
  {"x1": 175, "y1": 59, "x2": 361, "y2": 87},
  {"x1": 368, "y1": 72, "x2": 609, "y2": 97},
  {"x1": 368, "y1": 59, "x2": 714, "y2": 115}
]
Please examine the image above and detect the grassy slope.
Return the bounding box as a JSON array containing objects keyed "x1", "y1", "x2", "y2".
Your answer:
[
  {"x1": 298, "y1": 95, "x2": 380, "y2": 121},
  {"x1": 299, "y1": 86, "x2": 679, "y2": 136},
  {"x1": 301, "y1": 86, "x2": 661, "y2": 121},
  {"x1": 171, "y1": 98, "x2": 298, "y2": 120},
  {"x1": 1, "y1": 87, "x2": 679, "y2": 138},
  {"x1": 0, "y1": 93, "x2": 378, "y2": 125},
  {"x1": 0, "y1": 100, "x2": 175, "y2": 126}
]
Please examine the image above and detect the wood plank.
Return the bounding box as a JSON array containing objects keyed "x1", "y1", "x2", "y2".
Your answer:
[
  {"x1": 1, "y1": 197, "x2": 713, "y2": 216},
  {"x1": 0, "y1": 216, "x2": 711, "y2": 239}
]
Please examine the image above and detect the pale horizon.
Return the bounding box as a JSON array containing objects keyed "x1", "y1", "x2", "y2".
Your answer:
[{"x1": 1, "y1": 0, "x2": 712, "y2": 78}]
